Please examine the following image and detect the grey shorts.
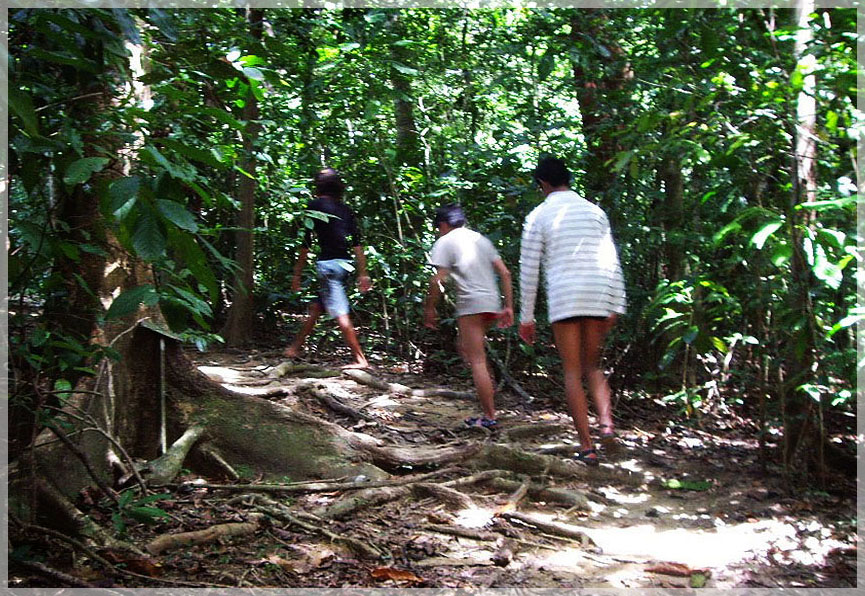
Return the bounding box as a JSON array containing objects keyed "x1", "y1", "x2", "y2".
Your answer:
[{"x1": 315, "y1": 259, "x2": 352, "y2": 317}]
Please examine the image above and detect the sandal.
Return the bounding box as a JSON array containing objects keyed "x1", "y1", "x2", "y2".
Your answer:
[
  {"x1": 575, "y1": 448, "x2": 599, "y2": 467},
  {"x1": 465, "y1": 416, "x2": 498, "y2": 430}
]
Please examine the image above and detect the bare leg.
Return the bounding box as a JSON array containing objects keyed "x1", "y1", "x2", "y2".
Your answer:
[
  {"x1": 335, "y1": 314, "x2": 369, "y2": 368},
  {"x1": 582, "y1": 318, "x2": 614, "y2": 432},
  {"x1": 285, "y1": 302, "x2": 323, "y2": 358},
  {"x1": 458, "y1": 314, "x2": 496, "y2": 420},
  {"x1": 552, "y1": 320, "x2": 593, "y2": 453}
]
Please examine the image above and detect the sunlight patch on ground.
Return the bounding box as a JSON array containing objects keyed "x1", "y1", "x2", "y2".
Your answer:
[
  {"x1": 197, "y1": 365, "x2": 243, "y2": 384},
  {"x1": 221, "y1": 384, "x2": 277, "y2": 395},
  {"x1": 554, "y1": 518, "x2": 846, "y2": 570},
  {"x1": 364, "y1": 395, "x2": 401, "y2": 408},
  {"x1": 454, "y1": 507, "x2": 496, "y2": 529}
]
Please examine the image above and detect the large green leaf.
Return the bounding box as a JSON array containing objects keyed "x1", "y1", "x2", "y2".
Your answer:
[
  {"x1": 64, "y1": 157, "x2": 110, "y2": 186},
  {"x1": 132, "y1": 211, "x2": 166, "y2": 260},
  {"x1": 750, "y1": 220, "x2": 783, "y2": 250},
  {"x1": 105, "y1": 285, "x2": 159, "y2": 319},
  {"x1": 156, "y1": 200, "x2": 198, "y2": 232},
  {"x1": 158, "y1": 138, "x2": 224, "y2": 169},
  {"x1": 168, "y1": 228, "x2": 218, "y2": 300},
  {"x1": 8, "y1": 88, "x2": 39, "y2": 136},
  {"x1": 108, "y1": 176, "x2": 141, "y2": 219},
  {"x1": 27, "y1": 48, "x2": 98, "y2": 73}
]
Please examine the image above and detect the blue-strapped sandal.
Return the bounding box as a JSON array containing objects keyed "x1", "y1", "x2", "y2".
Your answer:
[
  {"x1": 464, "y1": 416, "x2": 498, "y2": 429},
  {"x1": 575, "y1": 448, "x2": 599, "y2": 466}
]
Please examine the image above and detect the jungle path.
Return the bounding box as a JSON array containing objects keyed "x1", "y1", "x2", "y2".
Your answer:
[{"x1": 139, "y1": 346, "x2": 855, "y2": 589}]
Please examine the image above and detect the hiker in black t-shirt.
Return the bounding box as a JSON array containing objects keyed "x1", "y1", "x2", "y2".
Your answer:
[{"x1": 284, "y1": 168, "x2": 372, "y2": 369}]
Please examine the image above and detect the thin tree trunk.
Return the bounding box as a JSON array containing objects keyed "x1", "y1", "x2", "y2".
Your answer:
[
  {"x1": 222, "y1": 8, "x2": 264, "y2": 346},
  {"x1": 783, "y1": 0, "x2": 821, "y2": 478}
]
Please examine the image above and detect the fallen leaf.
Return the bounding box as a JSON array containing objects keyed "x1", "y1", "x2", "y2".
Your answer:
[
  {"x1": 370, "y1": 567, "x2": 424, "y2": 583},
  {"x1": 690, "y1": 572, "x2": 708, "y2": 588}
]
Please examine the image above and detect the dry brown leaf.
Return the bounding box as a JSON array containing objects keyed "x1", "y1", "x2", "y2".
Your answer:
[{"x1": 370, "y1": 567, "x2": 424, "y2": 583}]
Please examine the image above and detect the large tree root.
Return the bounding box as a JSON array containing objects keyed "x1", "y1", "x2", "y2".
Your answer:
[
  {"x1": 500, "y1": 511, "x2": 597, "y2": 548},
  {"x1": 270, "y1": 362, "x2": 341, "y2": 378},
  {"x1": 248, "y1": 495, "x2": 383, "y2": 559},
  {"x1": 146, "y1": 513, "x2": 264, "y2": 555},
  {"x1": 342, "y1": 368, "x2": 474, "y2": 399},
  {"x1": 145, "y1": 425, "x2": 205, "y2": 485}
]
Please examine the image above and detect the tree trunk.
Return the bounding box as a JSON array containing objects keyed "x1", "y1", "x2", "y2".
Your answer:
[
  {"x1": 569, "y1": 9, "x2": 631, "y2": 219},
  {"x1": 387, "y1": 12, "x2": 421, "y2": 167},
  {"x1": 221, "y1": 8, "x2": 264, "y2": 346},
  {"x1": 782, "y1": 0, "x2": 822, "y2": 478}
]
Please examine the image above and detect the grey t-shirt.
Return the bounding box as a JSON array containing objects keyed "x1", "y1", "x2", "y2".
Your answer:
[{"x1": 429, "y1": 227, "x2": 502, "y2": 317}]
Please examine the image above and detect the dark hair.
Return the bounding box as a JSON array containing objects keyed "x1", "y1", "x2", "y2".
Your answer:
[
  {"x1": 533, "y1": 157, "x2": 571, "y2": 187},
  {"x1": 433, "y1": 204, "x2": 466, "y2": 228},
  {"x1": 314, "y1": 168, "x2": 345, "y2": 199}
]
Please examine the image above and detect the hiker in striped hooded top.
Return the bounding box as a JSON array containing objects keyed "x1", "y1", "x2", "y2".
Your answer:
[{"x1": 518, "y1": 157, "x2": 626, "y2": 466}]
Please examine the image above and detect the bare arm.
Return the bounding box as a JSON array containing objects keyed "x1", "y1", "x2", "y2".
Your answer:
[
  {"x1": 493, "y1": 258, "x2": 514, "y2": 327},
  {"x1": 353, "y1": 245, "x2": 371, "y2": 292},
  {"x1": 424, "y1": 267, "x2": 450, "y2": 328},
  {"x1": 292, "y1": 247, "x2": 310, "y2": 292}
]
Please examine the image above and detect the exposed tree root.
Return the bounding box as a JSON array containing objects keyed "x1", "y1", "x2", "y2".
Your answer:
[
  {"x1": 14, "y1": 560, "x2": 96, "y2": 588},
  {"x1": 146, "y1": 425, "x2": 205, "y2": 485},
  {"x1": 248, "y1": 495, "x2": 383, "y2": 559},
  {"x1": 314, "y1": 485, "x2": 410, "y2": 520},
  {"x1": 271, "y1": 362, "x2": 341, "y2": 378},
  {"x1": 504, "y1": 423, "x2": 572, "y2": 441},
  {"x1": 486, "y1": 477, "x2": 589, "y2": 510},
  {"x1": 412, "y1": 482, "x2": 474, "y2": 509},
  {"x1": 342, "y1": 368, "x2": 474, "y2": 399},
  {"x1": 424, "y1": 524, "x2": 499, "y2": 542},
  {"x1": 146, "y1": 513, "x2": 264, "y2": 555},
  {"x1": 297, "y1": 382, "x2": 377, "y2": 422},
  {"x1": 486, "y1": 346, "x2": 535, "y2": 403},
  {"x1": 33, "y1": 478, "x2": 144, "y2": 555},
  {"x1": 500, "y1": 511, "x2": 596, "y2": 548}
]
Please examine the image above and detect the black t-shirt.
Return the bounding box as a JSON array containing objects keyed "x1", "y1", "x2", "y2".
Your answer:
[{"x1": 302, "y1": 196, "x2": 362, "y2": 261}]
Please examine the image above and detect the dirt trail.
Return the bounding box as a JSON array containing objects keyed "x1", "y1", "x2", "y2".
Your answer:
[{"x1": 163, "y1": 348, "x2": 855, "y2": 589}]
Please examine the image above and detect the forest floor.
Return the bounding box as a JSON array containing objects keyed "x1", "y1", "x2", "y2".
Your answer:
[{"x1": 10, "y1": 340, "x2": 859, "y2": 589}]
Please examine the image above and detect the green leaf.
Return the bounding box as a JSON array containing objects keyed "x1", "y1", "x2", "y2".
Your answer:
[
  {"x1": 27, "y1": 48, "x2": 98, "y2": 73},
  {"x1": 8, "y1": 88, "x2": 39, "y2": 136},
  {"x1": 682, "y1": 326, "x2": 699, "y2": 345},
  {"x1": 392, "y1": 62, "x2": 419, "y2": 76},
  {"x1": 611, "y1": 151, "x2": 633, "y2": 173},
  {"x1": 64, "y1": 158, "x2": 110, "y2": 186},
  {"x1": 158, "y1": 139, "x2": 224, "y2": 169},
  {"x1": 771, "y1": 242, "x2": 792, "y2": 267},
  {"x1": 538, "y1": 50, "x2": 555, "y2": 81},
  {"x1": 750, "y1": 220, "x2": 783, "y2": 250},
  {"x1": 795, "y1": 196, "x2": 857, "y2": 211},
  {"x1": 200, "y1": 107, "x2": 246, "y2": 131},
  {"x1": 243, "y1": 66, "x2": 265, "y2": 81},
  {"x1": 127, "y1": 506, "x2": 170, "y2": 523},
  {"x1": 142, "y1": 145, "x2": 193, "y2": 181},
  {"x1": 690, "y1": 572, "x2": 708, "y2": 588},
  {"x1": 132, "y1": 211, "x2": 166, "y2": 260},
  {"x1": 106, "y1": 285, "x2": 159, "y2": 319},
  {"x1": 156, "y1": 200, "x2": 198, "y2": 232},
  {"x1": 109, "y1": 176, "x2": 141, "y2": 219},
  {"x1": 662, "y1": 478, "x2": 712, "y2": 491},
  {"x1": 169, "y1": 229, "x2": 218, "y2": 300}
]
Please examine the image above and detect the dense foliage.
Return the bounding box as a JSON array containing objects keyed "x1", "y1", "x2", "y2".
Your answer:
[{"x1": 8, "y1": 7, "x2": 859, "y2": 474}]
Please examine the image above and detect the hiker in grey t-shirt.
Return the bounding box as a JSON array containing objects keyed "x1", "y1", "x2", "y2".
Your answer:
[{"x1": 424, "y1": 204, "x2": 514, "y2": 429}]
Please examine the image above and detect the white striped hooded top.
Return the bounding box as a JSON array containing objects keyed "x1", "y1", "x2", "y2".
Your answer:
[{"x1": 519, "y1": 190, "x2": 626, "y2": 323}]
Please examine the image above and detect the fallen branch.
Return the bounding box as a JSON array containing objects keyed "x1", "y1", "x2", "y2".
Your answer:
[
  {"x1": 342, "y1": 369, "x2": 473, "y2": 399},
  {"x1": 495, "y1": 476, "x2": 530, "y2": 514},
  {"x1": 146, "y1": 513, "x2": 264, "y2": 555},
  {"x1": 486, "y1": 346, "x2": 534, "y2": 403}
]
